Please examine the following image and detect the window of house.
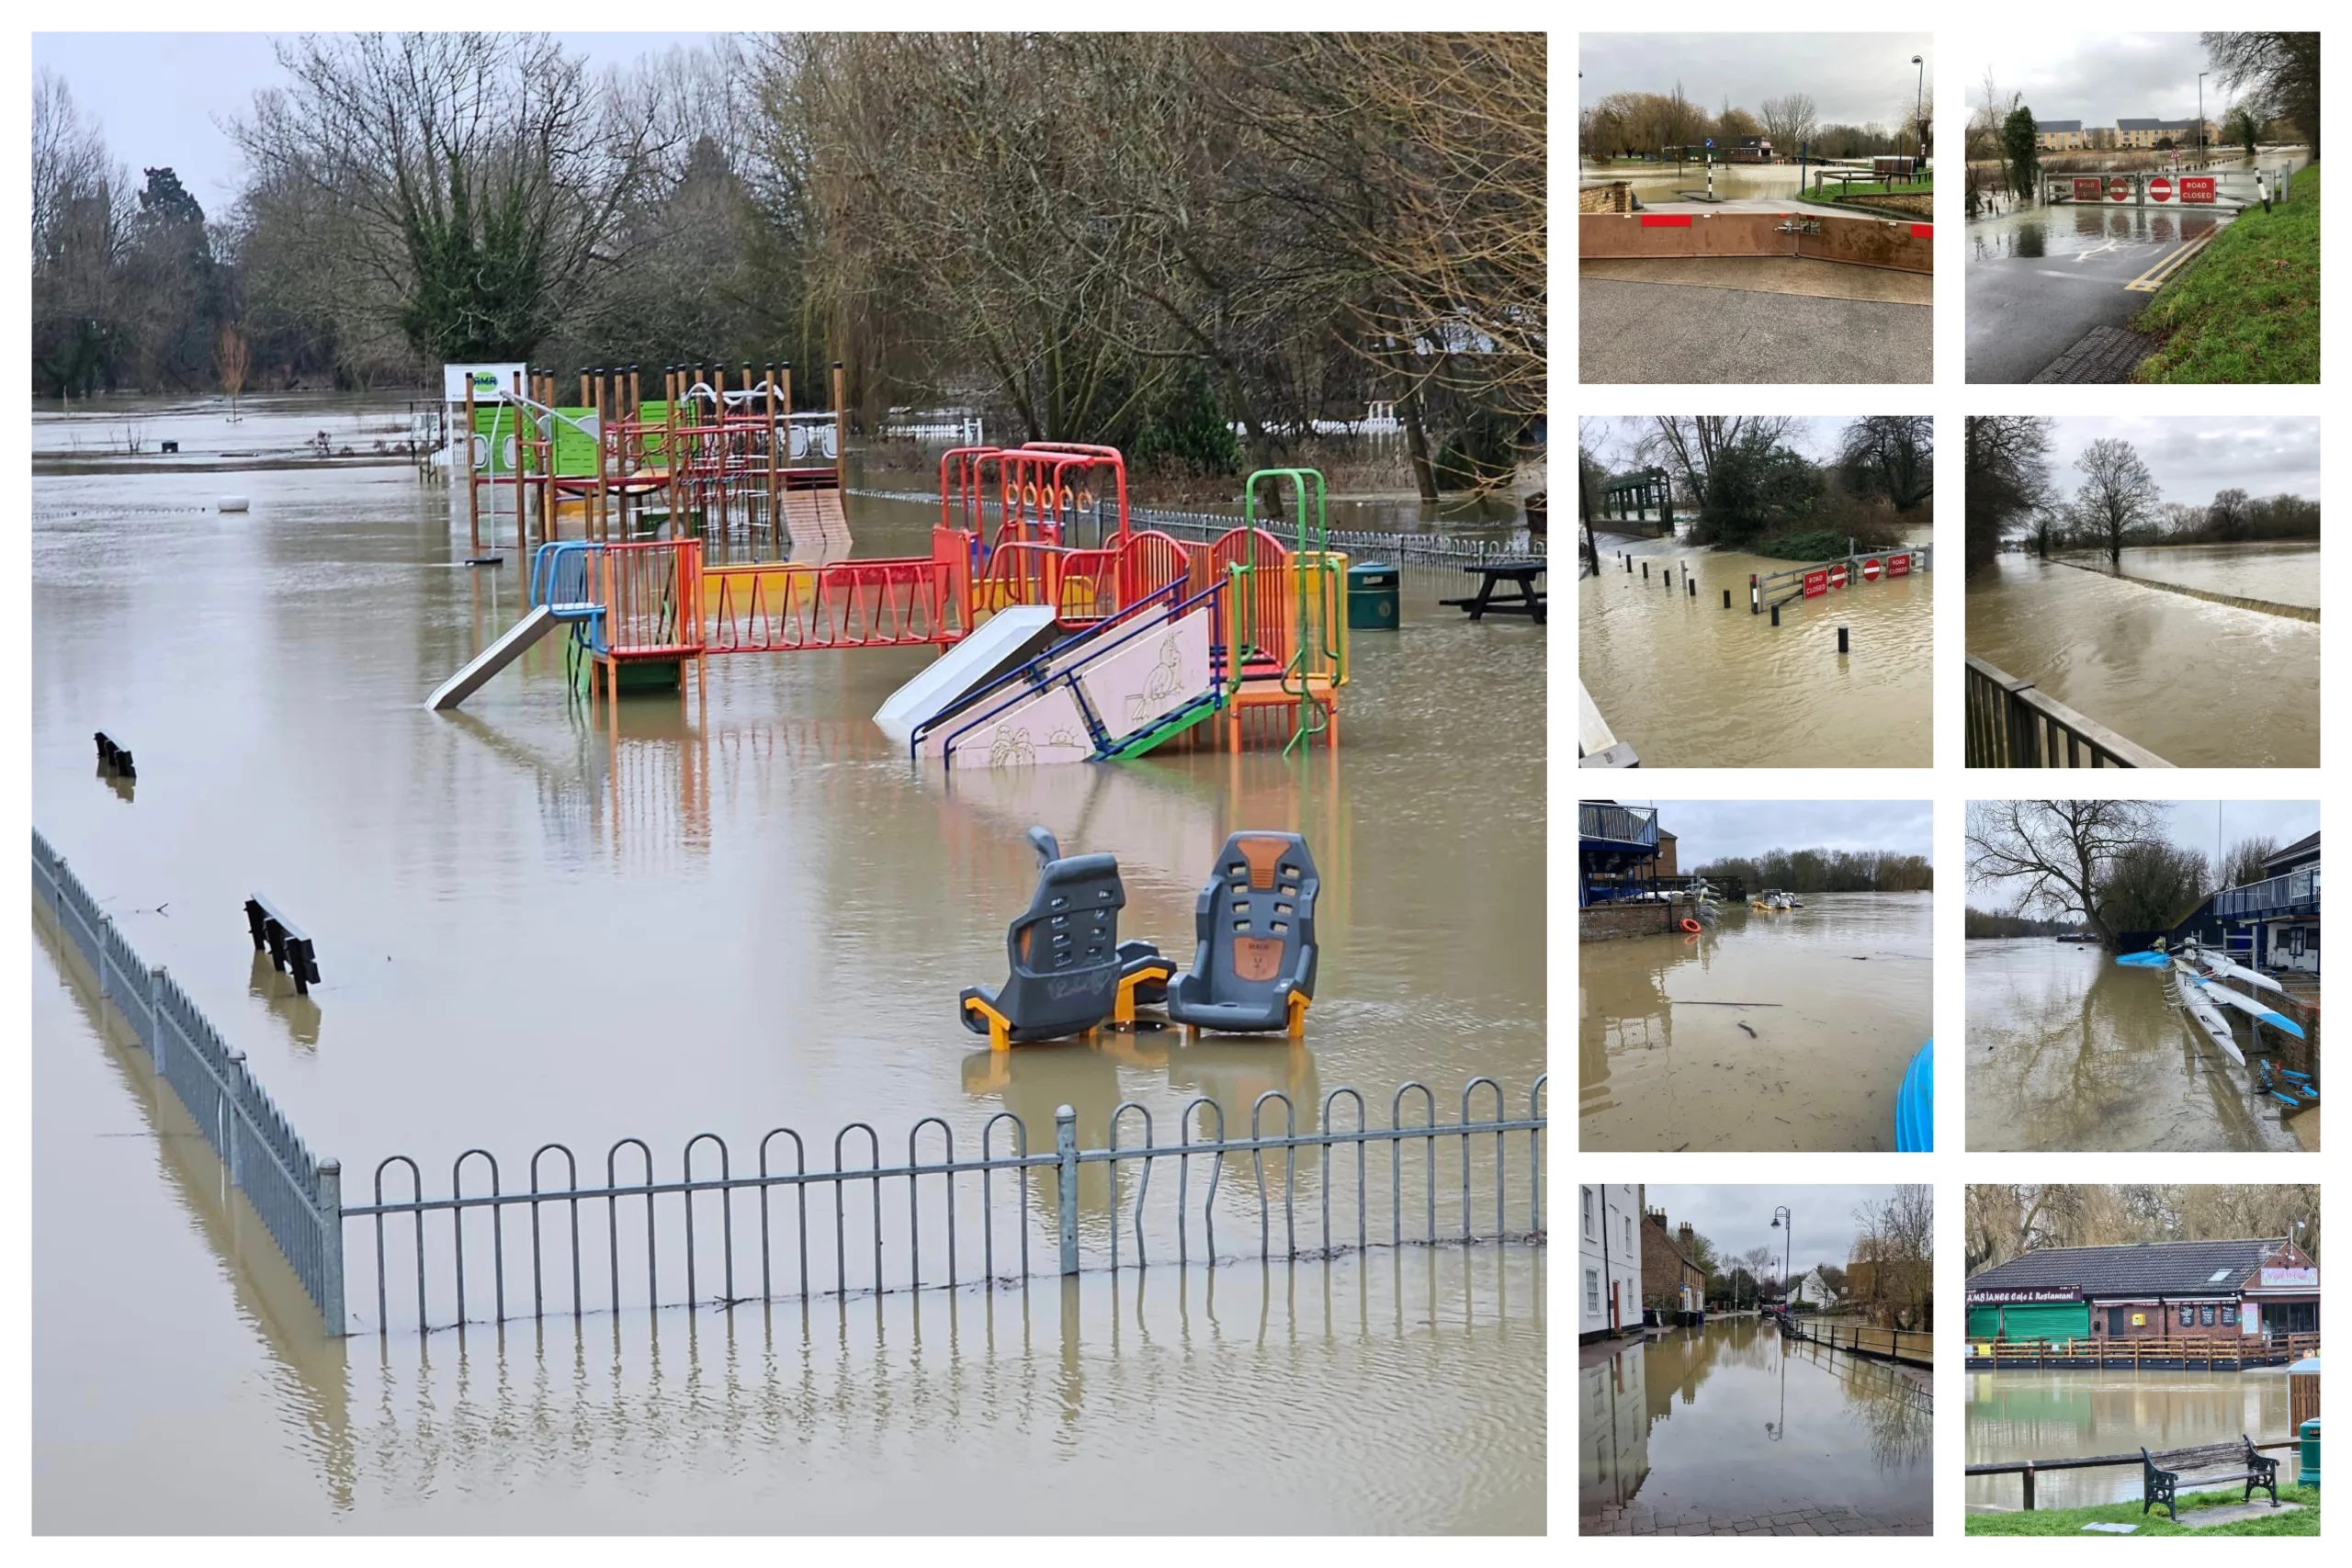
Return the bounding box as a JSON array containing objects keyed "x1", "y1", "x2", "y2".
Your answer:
[
  {"x1": 2200, "y1": 1304, "x2": 2216, "y2": 1326},
  {"x1": 1586, "y1": 1269, "x2": 1600, "y2": 1314},
  {"x1": 1583, "y1": 1188, "x2": 1594, "y2": 1239},
  {"x1": 2179, "y1": 1304, "x2": 2195, "y2": 1326},
  {"x1": 1626, "y1": 1215, "x2": 1634, "y2": 1252}
]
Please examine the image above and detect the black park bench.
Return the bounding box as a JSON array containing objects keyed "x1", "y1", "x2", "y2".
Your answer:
[{"x1": 2141, "y1": 1436, "x2": 2278, "y2": 1520}]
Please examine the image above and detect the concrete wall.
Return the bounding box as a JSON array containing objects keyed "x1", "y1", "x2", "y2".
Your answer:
[
  {"x1": 1580, "y1": 210, "x2": 1933, "y2": 274},
  {"x1": 1581, "y1": 901, "x2": 1675, "y2": 942}
]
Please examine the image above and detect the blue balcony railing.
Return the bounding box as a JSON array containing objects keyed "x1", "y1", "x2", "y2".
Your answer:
[
  {"x1": 1579, "y1": 802, "x2": 1658, "y2": 849},
  {"x1": 2215, "y1": 863, "x2": 2320, "y2": 921}
]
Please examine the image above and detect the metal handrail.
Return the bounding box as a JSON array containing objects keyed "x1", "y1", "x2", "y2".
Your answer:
[{"x1": 1964, "y1": 653, "x2": 2174, "y2": 767}]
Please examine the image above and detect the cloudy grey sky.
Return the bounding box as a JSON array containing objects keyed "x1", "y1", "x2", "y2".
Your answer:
[
  {"x1": 1965, "y1": 801, "x2": 2318, "y2": 902},
  {"x1": 1645, "y1": 1184, "x2": 1919, "y2": 1279},
  {"x1": 1580, "y1": 33, "x2": 1932, "y2": 130},
  {"x1": 1970, "y1": 33, "x2": 2237, "y2": 128},
  {"x1": 33, "y1": 32, "x2": 713, "y2": 217},
  {"x1": 1594, "y1": 800, "x2": 1934, "y2": 865},
  {"x1": 2046, "y1": 417, "x2": 2320, "y2": 506}
]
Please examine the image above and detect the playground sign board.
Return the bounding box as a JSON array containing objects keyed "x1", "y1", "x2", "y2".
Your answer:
[
  {"x1": 443, "y1": 362, "x2": 527, "y2": 403},
  {"x1": 2180, "y1": 176, "x2": 2217, "y2": 204},
  {"x1": 1803, "y1": 569, "x2": 1828, "y2": 598}
]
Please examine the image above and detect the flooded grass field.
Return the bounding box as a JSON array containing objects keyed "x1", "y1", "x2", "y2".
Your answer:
[
  {"x1": 1579, "y1": 892, "x2": 1932, "y2": 1152},
  {"x1": 1967, "y1": 1368, "x2": 2297, "y2": 1513},
  {"x1": 1963, "y1": 940, "x2": 2310, "y2": 1153},
  {"x1": 30, "y1": 400, "x2": 1546, "y2": 1529},
  {"x1": 1579, "y1": 535, "x2": 1932, "y2": 767},
  {"x1": 1583, "y1": 1316, "x2": 1932, "y2": 1534},
  {"x1": 1966, "y1": 553, "x2": 2320, "y2": 767},
  {"x1": 2085, "y1": 540, "x2": 2320, "y2": 609}
]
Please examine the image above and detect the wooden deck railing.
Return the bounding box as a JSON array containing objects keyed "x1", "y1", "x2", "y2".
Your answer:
[
  {"x1": 1964, "y1": 653, "x2": 2174, "y2": 767},
  {"x1": 1783, "y1": 1316, "x2": 1933, "y2": 1366},
  {"x1": 1968, "y1": 1332, "x2": 2317, "y2": 1368}
]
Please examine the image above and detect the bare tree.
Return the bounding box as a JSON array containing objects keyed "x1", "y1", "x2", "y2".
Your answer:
[
  {"x1": 214, "y1": 322, "x2": 250, "y2": 421},
  {"x1": 1964, "y1": 799, "x2": 2171, "y2": 946},
  {"x1": 1838, "y1": 414, "x2": 1933, "y2": 511},
  {"x1": 2073, "y1": 437, "x2": 2162, "y2": 565},
  {"x1": 1759, "y1": 93, "x2": 1818, "y2": 154},
  {"x1": 1639, "y1": 414, "x2": 1794, "y2": 510},
  {"x1": 1964, "y1": 414, "x2": 2053, "y2": 572},
  {"x1": 2207, "y1": 486, "x2": 2251, "y2": 541}
]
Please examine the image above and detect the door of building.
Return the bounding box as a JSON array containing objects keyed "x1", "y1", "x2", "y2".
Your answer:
[{"x1": 2108, "y1": 1306, "x2": 2132, "y2": 1337}]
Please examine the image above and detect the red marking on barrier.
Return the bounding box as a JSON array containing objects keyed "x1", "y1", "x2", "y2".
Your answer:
[
  {"x1": 1861, "y1": 557, "x2": 1883, "y2": 581},
  {"x1": 2149, "y1": 176, "x2": 2174, "y2": 203},
  {"x1": 2074, "y1": 177, "x2": 2105, "y2": 202},
  {"x1": 1910, "y1": 223, "x2": 1933, "y2": 239},
  {"x1": 1640, "y1": 214, "x2": 1694, "y2": 228},
  {"x1": 1888, "y1": 553, "x2": 1912, "y2": 577},
  {"x1": 1828, "y1": 563, "x2": 1850, "y2": 590},
  {"x1": 2109, "y1": 177, "x2": 2132, "y2": 203},
  {"x1": 1803, "y1": 569, "x2": 1828, "y2": 599},
  {"x1": 2181, "y1": 176, "x2": 2217, "y2": 204}
]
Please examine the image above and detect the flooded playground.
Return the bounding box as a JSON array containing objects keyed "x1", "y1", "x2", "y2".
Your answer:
[
  {"x1": 1582, "y1": 1317, "x2": 1932, "y2": 1534},
  {"x1": 1964, "y1": 939, "x2": 2311, "y2": 1153},
  {"x1": 1967, "y1": 1368, "x2": 2298, "y2": 1513},
  {"x1": 29, "y1": 398, "x2": 1546, "y2": 1528},
  {"x1": 1580, "y1": 893, "x2": 1932, "y2": 1152},
  {"x1": 1966, "y1": 552, "x2": 2320, "y2": 767},
  {"x1": 1579, "y1": 533, "x2": 1932, "y2": 767}
]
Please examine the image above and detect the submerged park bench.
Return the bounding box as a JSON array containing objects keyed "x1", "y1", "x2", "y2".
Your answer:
[{"x1": 2141, "y1": 1437, "x2": 2278, "y2": 1520}]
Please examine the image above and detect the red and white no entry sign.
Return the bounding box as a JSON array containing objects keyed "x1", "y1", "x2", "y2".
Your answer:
[
  {"x1": 1861, "y1": 557, "x2": 1883, "y2": 581},
  {"x1": 2109, "y1": 177, "x2": 2132, "y2": 202},
  {"x1": 1828, "y1": 563, "x2": 1850, "y2": 589},
  {"x1": 2149, "y1": 176, "x2": 2174, "y2": 202}
]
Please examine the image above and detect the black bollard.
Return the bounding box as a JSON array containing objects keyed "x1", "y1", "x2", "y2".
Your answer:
[
  {"x1": 1724, "y1": 589, "x2": 1731, "y2": 608},
  {"x1": 1642, "y1": 561, "x2": 1648, "y2": 579},
  {"x1": 1770, "y1": 604, "x2": 1781, "y2": 626},
  {"x1": 1688, "y1": 577, "x2": 1696, "y2": 597},
  {"x1": 1838, "y1": 626, "x2": 1849, "y2": 654}
]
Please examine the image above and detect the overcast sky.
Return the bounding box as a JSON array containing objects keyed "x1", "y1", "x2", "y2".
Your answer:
[
  {"x1": 1595, "y1": 800, "x2": 1934, "y2": 864},
  {"x1": 1970, "y1": 33, "x2": 2237, "y2": 127},
  {"x1": 1580, "y1": 33, "x2": 1932, "y2": 130},
  {"x1": 1577, "y1": 415, "x2": 1861, "y2": 473},
  {"x1": 33, "y1": 32, "x2": 714, "y2": 216},
  {"x1": 1966, "y1": 800, "x2": 2319, "y2": 902},
  {"x1": 2046, "y1": 416, "x2": 2320, "y2": 506},
  {"x1": 1645, "y1": 1184, "x2": 1917, "y2": 1278}
]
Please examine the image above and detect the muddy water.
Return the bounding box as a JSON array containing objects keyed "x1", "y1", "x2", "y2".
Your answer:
[
  {"x1": 1966, "y1": 554, "x2": 2320, "y2": 767},
  {"x1": 1581, "y1": 1317, "x2": 1932, "y2": 1531},
  {"x1": 1588, "y1": 164, "x2": 1808, "y2": 202},
  {"x1": 30, "y1": 402, "x2": 1544, "y2": 1524},
  {"x1": 1578, "y1": 534, "x2": 1932, "y2": 767},
  {"x1": 2087, "y1": 541, "x2": 2321, "y2": 609},
  {"x1": 1580, "y1": 892, "x2": 1933, "y2": 1152},
  {"x1": 1967, "y1": 1369, "x2": 2297, "y2": 1512},
  {"x1": 33, "y1": 933, "x2": 1544, "y2": 1531},
  {"x1": 35, "y1": 390, "x2": 420, "y2": 463},
  {"x1": 1966, "y1": 201, "x2": 2226, "y2": 261},
  {"x1": 1964, "y1": 939, "x2": 2307, "y2": 1153}
]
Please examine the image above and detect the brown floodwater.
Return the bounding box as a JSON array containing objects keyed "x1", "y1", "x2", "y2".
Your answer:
[
  {"x1": 1964, "y1": 939, "x2": 2310, "y2": 1153},
  {"x1": 1966, "y1": 553, "x2": 2320, "y2": 767},
  {"x1": 2091, "y1": 541, "x2": 2321, "y2": 609},
  {"x1": 33, "y1": 929, "x2": 1544, "y2": 1531},
  {"x1": 1578, "y1": 534, "x2": 1933, "y2": 766},
  {"x1": 1582, "y1": 1316, "x2": 1932, "y2": 1532},
  {"x1": 30, "y1": 400, "x2": 1545, "y2": 1529},
  {"x1": 1579, "y1": 892, "x2": 1933, "y2": 1152},
  {"x1": 1967, "y1": 1368, "x2": 2297, "y2": 1512}
]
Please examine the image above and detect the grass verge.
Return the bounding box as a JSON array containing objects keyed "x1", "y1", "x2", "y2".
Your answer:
[
  {"x1": 1965, "y1": 1482, "x2": 2317, "y2": 1537},
  {"x1": 2133, "y1": 164, "x2": 2319, "y2": 383}
]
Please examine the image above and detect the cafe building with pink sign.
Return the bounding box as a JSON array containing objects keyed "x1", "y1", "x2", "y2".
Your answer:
[{"x1": 1964, "y1": 1235, "x2": 2319, "y2": 1344}]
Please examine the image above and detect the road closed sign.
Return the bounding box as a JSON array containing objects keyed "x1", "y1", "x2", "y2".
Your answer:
[
  {"x1": 1827, "y1": 563, "x2": 1850, "y2": 589},
  {"x1": 2109, "y1": 176, "x2": 2132, "y2": 202},
  {"x1": 1888, "y1": 553, "x2": 1912, "y2": 576},
  {"x1": 2073, "y1": 176, "x2": 2104, "y2": 201},
  {"x1": 2148, "y1": 176, "x2": 2174, "y2": 202},
  {"x1": 2180, "y1": 175, "x2": 2218, "y2": 204},
  {"x1": 1861, "y1": 557, "x2": 1883, "y2": 581},
  {"x1": 1803, "y1": 569, "x2": 1828, "y2": 598}
]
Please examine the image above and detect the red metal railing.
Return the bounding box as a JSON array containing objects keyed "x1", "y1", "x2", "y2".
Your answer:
[
  {"x1": 598, "y1": 540, "x2": 706, "y2": 660},
  {"x1": 705, "y1": 558, "x2": 961, "y2": 651}
]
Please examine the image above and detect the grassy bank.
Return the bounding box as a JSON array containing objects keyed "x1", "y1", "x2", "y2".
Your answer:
[
  {"x1": 1966, "y1": 1483, "x2": 2317, "y2": 1537},
  {"x1": 1796, "y1": 174, "x2": 1933, "y2": 199},
  {"x1": 2133, "y1": 164, "x2": 2320, "y2": 383}
]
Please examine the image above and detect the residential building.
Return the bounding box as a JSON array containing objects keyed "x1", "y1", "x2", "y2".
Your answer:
[
  {"x1": 2035, "y1": 119, "x2": 2093, "y2": 152},
  {"x1": 1964, "y1": 1235, "x2": 2319, "y2": 1342},
  {"x1": 1641, "y1": 1208, "x2": 1709, "y2": 1325},
  {"x1": 2117, "y1": 116, "x2": 2218, "y2": 151},
  {"x1": 1579, "y1": 1183, "x2": 1644, "y2": 1342},
  {"x1": 1791, "y1": 1266, "x2": 1840, "y2": 1310}
]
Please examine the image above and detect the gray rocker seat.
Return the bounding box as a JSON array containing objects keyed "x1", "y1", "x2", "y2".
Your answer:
[
  {"x1": 1166, "y1": 830, "x2": 1320, "y2": 1036},
  {"x1": 962, "y1": 827, "x2": 1153, "y2": 1049}
]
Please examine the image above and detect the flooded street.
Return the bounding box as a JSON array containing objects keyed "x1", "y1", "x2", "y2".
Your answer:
[
  {"x1": 33, "y1": 934, "x2": 1544, "y2": 1531},
  {"x1": 1964, "y1": 940, "x2": 2307, "y2": 1153},
  {"x1": 1582, "y1": 1317, "x2": 1932, "y2": 1533},
  {"x1": 1580, "y1": 893, "x2": 1932, "y2": 1152},
  {"x1": 1966, "y1": 553, "x2": 2320, "y2": 767},
  {"x1": 30, "y1": 400, "x2": 1544, "y2": 1528},
  {"x1": 1966, "y1": 201, "x2": 2224, "y2": 264},
  {"x1": 1967, "y1": 1369, "x2": 2296, "y2": 1512},
  {"x1": 1579, "y1": 534, "x2": 1932, "y2": 767},
  {"x1": 1583, "y1": 164, "x2": 1806, "y2": 204}
]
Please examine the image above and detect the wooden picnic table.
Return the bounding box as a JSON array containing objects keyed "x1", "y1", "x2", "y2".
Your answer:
[{"x1": 1442, "y1": 558, "x2": 1547, "y2": 624}]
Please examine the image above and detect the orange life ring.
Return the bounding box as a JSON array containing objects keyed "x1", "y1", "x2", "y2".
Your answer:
[{"x1": 1679, "y1": 918, "x2": 1702, "y2": 933}]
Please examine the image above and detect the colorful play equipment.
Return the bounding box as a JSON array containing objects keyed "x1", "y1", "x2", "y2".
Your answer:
[
  {"x1": 432, "y1": 417, "x2": 1355, "y2": 761},
  {"x1": 958, "y1": 827, "x2": 1171, "y2": 1051},
  {"x1": 959, "y1": 825, "x2": 1320, "y2": 1048}
]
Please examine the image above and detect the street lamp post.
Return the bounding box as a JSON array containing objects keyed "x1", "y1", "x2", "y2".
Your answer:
[
  {"x1": 2198, "y1": 72, "x2": 2208, "y2": 167},
  {"x1": 1770, "y1": 1205, "x2": 1793, "y2": 1308},
  {"x1": 1911, "y1": 55, "x2": 1926, "y2": 185}
]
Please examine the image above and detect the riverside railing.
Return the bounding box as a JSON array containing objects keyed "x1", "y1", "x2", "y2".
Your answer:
[
  {"x1": 39, "y1": 829, "x2": 1544, "y2": 1341},
  {"x1": 1781, "y1": 1315, "x2": 1933, "y2": 1367},
  {"x1": 34, "y1": 829, "x2": 345, "y2": 1329},
  {"x1": 1963, "y1": 653, "x2": 2175, "y2": 767}
]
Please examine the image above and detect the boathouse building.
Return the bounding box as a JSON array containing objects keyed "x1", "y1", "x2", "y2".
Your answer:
[{"x1": 1965, "y1": 1236, "x2": 2319, "y2": 1345}]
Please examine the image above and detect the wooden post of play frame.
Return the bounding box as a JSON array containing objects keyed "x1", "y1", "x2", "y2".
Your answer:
[
  {"x1": 764, "y1": 362, "x2": 780, "y2": 557},
  {"x1": 831, "y1": 362, "x2": 847, "y2": 486},
  {"x1": 511, "y1": 368, "x2": 529, "y2": 555},
  {"x1": 594, "y1": 368, "x2": 610, "y2": 544}
]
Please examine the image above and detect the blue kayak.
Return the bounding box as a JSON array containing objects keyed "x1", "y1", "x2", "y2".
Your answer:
[{"x1": 1895, "y1": 1038, "x2": 1933, "y2": 1152}]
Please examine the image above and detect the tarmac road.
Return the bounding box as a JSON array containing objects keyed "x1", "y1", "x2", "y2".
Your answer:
[
  {"x1": 1965, "y1": 202, "x2": 2227, "y2": 382},
  {"x1": 1582, "y1": 277, "x2": 1931, "y2": 384}
]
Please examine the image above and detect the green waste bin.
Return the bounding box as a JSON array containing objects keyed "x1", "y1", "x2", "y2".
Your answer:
[
  {"x1": 2301, "y1": 1417, "x2": 2320, "y2": 1486},
  {"x1": 1347, "y1": 563, "x2": 1400, "y2": 629}
]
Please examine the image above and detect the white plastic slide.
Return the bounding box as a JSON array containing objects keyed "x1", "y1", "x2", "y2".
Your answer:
[
  {"x1": 424, "y1": 604, "x2": 563, "y2": 711},
  {"x1": 873, "y1": 606, "x2": 1058, "y2": 743}
]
